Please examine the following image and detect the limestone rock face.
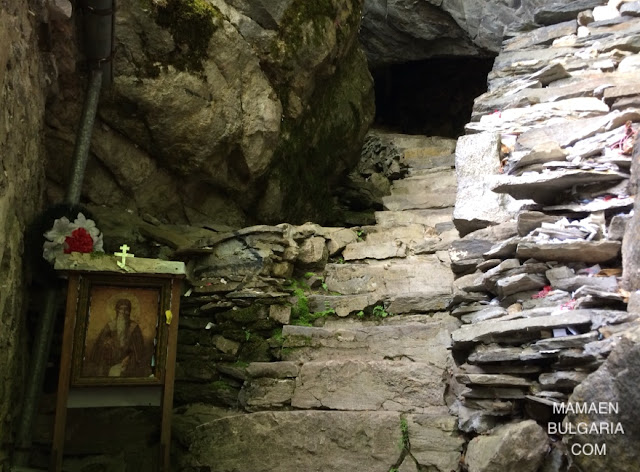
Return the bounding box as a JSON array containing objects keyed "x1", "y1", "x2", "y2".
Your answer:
[
  {"x1": 45, "y1": 0, "x2": 374, "y2": 225},
  {"x1": 623, "y1": 143, "x2": 640, "y2": 290},
  {"x1": 465, "y1": 420, "x2": 549, "y2": 472},
  {"x1": 359, "y1": 0, "x2": 591, "y2": 66},
  {"x1": 0, "y1": 0, "x2": 48, "y2": 464},
  {"x1": 563, "y1": 331, "x2": 640, "y2": 472},
  {"x1": 181, "y1": 410, "x2": 403, "y2": 472}
]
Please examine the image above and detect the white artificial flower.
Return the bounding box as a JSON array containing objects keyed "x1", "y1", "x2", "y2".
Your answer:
[
  {"x1": 93, "y1": 232, "x2": 104, "y2": 252},
  {"x1": 43, "y1": 240, "x2": 65, "y2": 263},
  {"x1": 43, "y1": 216, "x2": 75, "y2": 244},
  {"x1": 42, "y1": 212, "x2": 105, "y2": 264}
]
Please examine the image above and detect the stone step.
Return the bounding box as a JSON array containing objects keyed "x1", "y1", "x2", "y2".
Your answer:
[
  {"x1": 307, "y1": 293, "x2": 380, "y2": 317},
  {"x1": 403, "y1": 153, "x2": 456, "y2": 170},
  {"x1": 406, "y1": 164, "x2": 455, "y2": 177},
  {"x1": 390, "y1": 170, "x2": 457, "y2": 195},
  {"x1": 179, "y1": 410, "x2": 464, "y2": 472},
  {"x1": 386, "y1": 289, "x2": 454, "y2": 313},
  {"x1": 375, "y1": 209, "x2": 454, "y2": 227},
  {"x1": 290, "y1": 360, "x2": 449, "y2": 412},
  {"x1": 281, "y1": 314, "x2": 460, "y2": 364},
  {"x1": 324, "y1": 255, "x2": 454, "y2": 299},
  {"x1": 343, "y1": 224, "x2": 448, "y2": 260},
  {"x1": 382, "y1": 192, "x2": 456, "y2": 211},
  {"x1": 379, "y1": 133, "x2": 457, "y2": 154}
]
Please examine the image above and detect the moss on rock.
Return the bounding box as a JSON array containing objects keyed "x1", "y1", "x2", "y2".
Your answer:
[
  {"x1": 268, "y1": 44, "x2": 375, "y2": 223},
  {"x1": 155, "y1": 0, "x2": 223, "y2": 72}
]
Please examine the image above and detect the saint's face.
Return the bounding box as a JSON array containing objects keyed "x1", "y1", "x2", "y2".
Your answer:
[{"x1": 116, "y1": 303, "x2": 130, "y2": 320}]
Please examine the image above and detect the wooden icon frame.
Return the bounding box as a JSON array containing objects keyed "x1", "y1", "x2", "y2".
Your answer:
[
  {"x1": 70, "y1": 274, "x2": 172, "y2": 386},
  {"x1": 51, "y1": 269, "x2": 182, "y2": 472}
]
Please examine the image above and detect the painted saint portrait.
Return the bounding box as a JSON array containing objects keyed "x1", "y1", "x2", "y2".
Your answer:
[{"x1": 80, "y1": 286, "x2": 160, "y2": 380}]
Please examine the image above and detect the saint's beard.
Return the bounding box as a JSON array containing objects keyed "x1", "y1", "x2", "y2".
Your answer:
[{"x1": 116, "y1": 314, "x2": 129, "y2": 348}]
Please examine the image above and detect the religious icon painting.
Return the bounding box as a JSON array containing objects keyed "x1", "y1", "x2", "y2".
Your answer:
[{"x1": 70, "y1": 274, "x2": 172, "y2": 386}]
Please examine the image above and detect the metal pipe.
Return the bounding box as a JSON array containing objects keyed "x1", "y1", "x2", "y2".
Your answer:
[
  {"x1": 65, "y1": 67, "x2": 103, "y2": 204},
  {"x1": 13, "y1": 290, "x2": 59, "y2": 467},
  {"x1": 83, "y1": 0, "x2": 115, "y2": 87}
]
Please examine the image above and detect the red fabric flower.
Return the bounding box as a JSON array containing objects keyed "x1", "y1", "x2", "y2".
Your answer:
[
  {"x1": 532, "y1": 285, "x2": 552, "y2": 299},
  {"x1": 64, "y1": 227, "x2": 94, "y2": 254}
]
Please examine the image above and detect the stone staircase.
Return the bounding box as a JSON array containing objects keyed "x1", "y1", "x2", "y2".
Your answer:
[{"x1": 178, "y1": 135, "x2": 466, "y2": 472}]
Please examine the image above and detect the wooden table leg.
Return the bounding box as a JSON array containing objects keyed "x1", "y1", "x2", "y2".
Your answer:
[{"x1": 50, "y1": 275, "x2": 81, "y2": 472}]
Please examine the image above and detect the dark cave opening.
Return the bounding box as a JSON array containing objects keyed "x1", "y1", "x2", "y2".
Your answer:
[{"x1": 371, "y1": 56, "x2": 495, "y2": 138}]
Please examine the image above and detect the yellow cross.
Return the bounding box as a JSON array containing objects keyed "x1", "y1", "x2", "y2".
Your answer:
[{"x1": 114, "y1": 244, "x2": 134, "y2": 269}]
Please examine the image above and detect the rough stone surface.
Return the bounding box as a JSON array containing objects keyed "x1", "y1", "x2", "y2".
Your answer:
[
  {"x1": 324, "y1": 256, "x2": 454, "y2": 297},
  {"x1": 297, "y1": 237, "x2": 329, "y2": 269},
  {"x1": 534, "y1": 0, "x2": 607, "y2": 25},
  {"x1": 516, "y1": 239, "x2": 621, "y2": 263},
  {"x1": 0, "y1": 0, "x2": 47, "y2": 466},
  {"x1": 623, "y1": 143, "x2": 640, "y2": 290},
  {"x1": 282, "y1": 315, "x2": 459, "y2": 366},
  {"x1": 564, "y1": 333, "x2": 640, "y2": 472},
  {"x1": 452, "y1": 312, "x2": 593, "y2": 346},
  {"x1": 359, "y1": 0, "x2": 592, "y2": 65},
  {"x1": 407, "y1": 413, "x2": 465, "y2": 472},
  {"x1": 465, "y1": 420, "x2": 549, "y2": 472},
  {"x1": 291, "y1": 360, "x2": 446, "y2": 412},
  {"x1": 454, "y1": 133, "x2": 522, "y2": 236},
  {"x1": 45, "y1": 0, "x2": 375, "y2": 225},
  {"x1": 181, "y1": 410, "x2": 403, "y2": 472},
  {"x1": 238, "y1": 378, "x2": 295, "y2": 411}
]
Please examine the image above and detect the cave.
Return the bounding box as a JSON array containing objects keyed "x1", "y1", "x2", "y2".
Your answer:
[{"x1": 371, "y1": 56, "x2": 495, "y2": 137}]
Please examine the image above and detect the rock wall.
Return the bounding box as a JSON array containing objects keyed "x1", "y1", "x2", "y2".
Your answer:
[
  {"x1": 360, "y1": 0, "x2": 610, "y2": 67},
  {"x1": 449, "y1": 2, "x2": 640, "y2": 470},
  {"x1": 45, "y1": 0, "x2": 374, "y2": 226},
  {"x1": 0, "y1": 0, "x2": 48, "y2": 469}
]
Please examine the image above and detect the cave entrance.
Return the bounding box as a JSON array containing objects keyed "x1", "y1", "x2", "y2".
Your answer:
[{"x1": 371, "y1": 56, "x2": 495, "y2": 138}]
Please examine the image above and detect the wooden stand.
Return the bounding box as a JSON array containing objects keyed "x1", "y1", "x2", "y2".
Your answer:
[{"x1": 50, "y1": 254, "x2": 185, "y2": 472}]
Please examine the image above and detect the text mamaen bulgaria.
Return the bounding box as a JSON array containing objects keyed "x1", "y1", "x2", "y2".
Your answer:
[{"x1": 548, "y1": 402, "x2": 624, "y2": 456}]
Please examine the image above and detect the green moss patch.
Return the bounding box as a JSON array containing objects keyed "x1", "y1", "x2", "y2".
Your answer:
[{"x1": 155, "y1": 0, "x2": 223, "y2": 72}]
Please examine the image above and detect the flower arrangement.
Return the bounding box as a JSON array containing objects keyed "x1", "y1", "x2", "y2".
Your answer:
[{"x1": 43, "y1": 212, "x2": 104, "y2": 264}]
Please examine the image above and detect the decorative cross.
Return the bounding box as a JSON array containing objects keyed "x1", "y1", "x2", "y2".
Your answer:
[{"x1": 114, "y1": 244, "x2": 134, "y2": 269}]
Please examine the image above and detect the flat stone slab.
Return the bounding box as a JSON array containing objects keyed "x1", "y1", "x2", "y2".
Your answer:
[
  {"x1": 343, "y1": 224, "x2": 441, "y2": 260},
  {"x1": 246, "y1": 362, "x2": 299, "y2": 379},
  {"x1": 515, "y1": 113, "x2": 619, "y2": 151},
  {"x1": 291, "y1": 360, "x2": 447, "y2": 412},
  {"x1": 386, "y1": 289, "x2": 454, "y2": 313},
  {"x1": 374, "y1": 209, "x2": 453, "y2": 228},
  {"x1": 516, "y1": 239, "x2": 622, "y2": 263},
  {"x1": 493, "y1": 169, "x2": 628, "y2": 203},
  {"x1": 495, "y1": 273, "x2": 547, "y2": 298},
  {"x1": 307, "y1": 294, "x2": 379, "y2": 317},
  {"x1": 238, "y1": 378, "x2": 295, "y2": 411},
  {"x1": 451, "y1": 312, "x2": 593, "y2": 346},
  {"x1": 453, "y1": 132, "x2": 522, "y2": 236},
  {"x1": 455, "y1": 373, "x2": 533, "y2": 387},
  {"x1": 324, "y1": 256, "x2": 454, "y2": 296},
  {"x1": 382, "y1": 192, "x2": 456, "y2": 211},
  {"x1": 449, "y1": 239, "x2": 495, "y2": 274},
  {"x1": 390, "y1": 171, "x2": 457, "y2": 195},
  {"x1": 543, "y1": 196, "x2": 634, "y2": 213},
  {"x1": 182, "y1": 410, "x2": 403, "y2": 472},
  {"x1": 407, "y1": 413, "x2": 465, "y2": 472},
  {"x1": 539, "y1": 371, "x2": 588, "y2": 389},
  {"x1": 282, "y1": 315, "x2": 459, "y2": 365},
  {"x1": 532, "y1": 332, "x2": 600, "y2": 351},
  {"x1": 503, "y1": 21, "x2": 577, "y2": 52},
  {"x1": 343, "y1": 240, "x2": 409, "y2": 260},
  {"x1": 468, "y1": 344, "x2": 560, "y2": 364}
]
